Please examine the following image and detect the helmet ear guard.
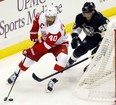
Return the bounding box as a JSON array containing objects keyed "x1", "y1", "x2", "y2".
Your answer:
[{"x1": 45, "y1": 6, "x2": 57, "y2": 17}]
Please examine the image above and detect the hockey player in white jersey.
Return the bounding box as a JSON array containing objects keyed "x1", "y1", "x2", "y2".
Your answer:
[{"x1": 7, "y1": 6, "x2": 69, "y2": 92}]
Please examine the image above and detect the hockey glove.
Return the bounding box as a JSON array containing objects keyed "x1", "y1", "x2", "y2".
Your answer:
[
  {"x1": 22, "y1": 48, "x2": 36, "y2": 57},
  {"x1": 71, "y1": 33, "x2": 81, "y2": 49}
]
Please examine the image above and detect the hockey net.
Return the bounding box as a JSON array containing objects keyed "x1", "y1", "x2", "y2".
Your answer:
[{"x1": 75, "y1": 22, "x2": 116, "y2": 101}]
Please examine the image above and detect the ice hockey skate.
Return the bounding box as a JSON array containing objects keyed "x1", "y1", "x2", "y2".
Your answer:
[
  {"x1": 7, "y1": 72, "x2": 18, "y2": 84},
  {"x1": 46, "y1": 78, "x2": 58, "y2": 93}
]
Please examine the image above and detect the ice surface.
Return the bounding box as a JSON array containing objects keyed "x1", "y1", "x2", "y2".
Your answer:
[{"x1": 0, "y1": 16, "x2": 116, "y2": 105}]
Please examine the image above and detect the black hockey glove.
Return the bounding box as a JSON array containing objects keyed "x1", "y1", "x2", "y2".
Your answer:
[{"x1": 71, "y1": 33, "x2": 81, "y2": 49}]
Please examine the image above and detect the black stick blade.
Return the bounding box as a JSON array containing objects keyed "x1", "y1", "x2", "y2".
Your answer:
[
  {"x1": 32, "y1": 73, "x2": 42, "y2": 82},
  {"x1": 4, "y1": 97, "x2": 8, "y2": 101},
  {"x1": 32, "y1": 56, "x2": 93, "y2": 82}
]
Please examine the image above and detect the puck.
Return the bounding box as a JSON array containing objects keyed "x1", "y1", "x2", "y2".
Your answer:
[{"x1": 9, "y1": 98, "x2": 13, "y2": 101}]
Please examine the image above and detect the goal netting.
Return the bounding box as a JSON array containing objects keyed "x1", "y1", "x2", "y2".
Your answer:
[{"x1": 75, "y1": 22, "x2": 116, "y2": 101}]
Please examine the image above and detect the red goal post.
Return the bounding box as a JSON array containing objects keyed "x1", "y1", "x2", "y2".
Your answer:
[{"x1": 110, "y1": 23, "x2": 116, "y2": 103}]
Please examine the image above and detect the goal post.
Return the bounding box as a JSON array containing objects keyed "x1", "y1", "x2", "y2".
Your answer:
[
  {"x1": 115, "y1": 28, "x2": 116, "y2": 102},
  {"x1": 75, "y1": 22, "x2": 116, "y2": 102}
]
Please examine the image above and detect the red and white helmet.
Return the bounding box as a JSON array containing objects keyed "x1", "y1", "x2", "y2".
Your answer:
[{"x1": 45, "y1": 6, "x2": 57, "y2": 17}]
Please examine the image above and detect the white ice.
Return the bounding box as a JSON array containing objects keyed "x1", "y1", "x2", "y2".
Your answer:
[{"x1": 0, "y1": 16, "x2": 116, "y2": 105}]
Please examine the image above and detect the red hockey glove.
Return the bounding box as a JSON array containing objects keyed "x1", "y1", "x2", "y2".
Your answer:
[{"x1": 22, "y1": 48, "x2": 35, "y2": 57}]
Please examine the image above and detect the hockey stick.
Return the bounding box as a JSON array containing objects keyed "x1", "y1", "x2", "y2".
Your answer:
[
  {"x1": 4, "y1": 55, "x2": 27, "y2": 101},
  {"x1": 32, "y1": 55, "x2": 94, "y2": 82},
  {"x1": 4, "y1": 42, "x2": 34, "y2": 101}
]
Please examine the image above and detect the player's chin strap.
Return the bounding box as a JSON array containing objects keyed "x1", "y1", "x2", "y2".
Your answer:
[{"x1": 32, "y1": 54, "x2": 94, "y2": 82}]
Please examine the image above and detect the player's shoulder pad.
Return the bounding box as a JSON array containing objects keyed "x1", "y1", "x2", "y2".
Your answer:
[
  {"x1": 39, "y1": 12, "x2": 45, "y2": 19},
  {"x1": 76, "y1": 13, "x2": 84, "y2": 20},
  {"x1": 39, "y1": 13, "x2": 46, "y2": 23},
  {"x1": 94, "y1": 11, "x2": 107, "y2": 21},
  {"x1": 74, "y1": 13, "x2": 84, "y2": 28}
]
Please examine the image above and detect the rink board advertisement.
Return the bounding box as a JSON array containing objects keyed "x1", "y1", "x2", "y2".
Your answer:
[{"x1": 0, "y1": 0, "x2": 116, "y2": 59}]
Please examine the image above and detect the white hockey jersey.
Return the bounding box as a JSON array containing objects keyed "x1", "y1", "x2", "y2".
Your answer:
[{"x1": 30, "y1": 12, "x2": 69, "y2": 49}]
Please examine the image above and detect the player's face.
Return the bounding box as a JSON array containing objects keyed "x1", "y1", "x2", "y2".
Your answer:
[
  {"x1": 46, "y1": 16, "x2": 56, "y2": 26},
  {"x1": 83, "y1": 12, "x2": 93, "y2": 21}
]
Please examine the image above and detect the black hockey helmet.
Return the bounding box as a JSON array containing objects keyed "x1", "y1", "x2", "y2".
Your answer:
[{"x1": 82, "y1": 2, "x2": 95, "y2": 13}]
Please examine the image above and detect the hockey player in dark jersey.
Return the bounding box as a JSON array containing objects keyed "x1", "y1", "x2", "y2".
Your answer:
[{"x1": 66, "y1": 2, "x2": 109, "y2": 70}]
